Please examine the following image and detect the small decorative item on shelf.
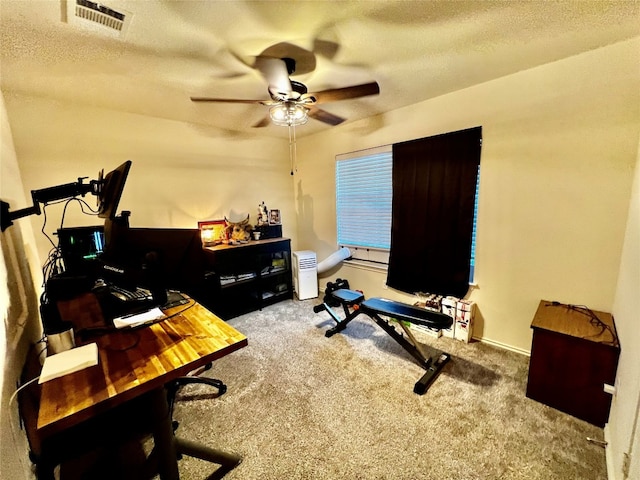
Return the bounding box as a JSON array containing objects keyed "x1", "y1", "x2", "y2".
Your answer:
[
  {"x1": 269, "y1": 209, "x2": 281, "y2": 225},
  {"x1": 257, "y1": 201, "x2": 269, "y2": 226},
  {"x1": 224, "y1": 215, "x2": 253, "y2": 243},
  {"x1": 198, "y1": 219, "x2": 227, "y2": 246}
]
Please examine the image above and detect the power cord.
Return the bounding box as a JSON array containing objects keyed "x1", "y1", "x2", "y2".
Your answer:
[
  {"x1": 9, "y1": 373, "x2": 41, "y2": 478},
  {"x1": 568, "y1": 304, "x2": 618, "y2": 345},
  {"x1": 76, "y1": 298, "x2": 196, "y2": 349},
  {"x1": 547, "y1": 301, "x2": 618, "y2": 346}
]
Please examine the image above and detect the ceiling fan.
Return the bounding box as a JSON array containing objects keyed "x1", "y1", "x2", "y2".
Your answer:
[{"x1": 190, "y1": 56, "x2": 380, "y2": 128}]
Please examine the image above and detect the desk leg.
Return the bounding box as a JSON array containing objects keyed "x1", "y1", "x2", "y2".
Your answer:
[{"x1": 149, "y1": 388, "x2": 180, "y2": 480}]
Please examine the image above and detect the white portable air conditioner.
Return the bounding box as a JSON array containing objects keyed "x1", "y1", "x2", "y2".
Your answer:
[{"x1": 292, "y1": 251, "x2": 318, "y2": 300}]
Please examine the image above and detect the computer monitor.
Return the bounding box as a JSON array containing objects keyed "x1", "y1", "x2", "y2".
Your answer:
[
  {"x1": 96, "y1": 226, "x2": 204, "y2": 311},
  {"x1": 97, "y1": 160, "x2": 132, "y2": 219},
  {"x1": 57, "y1": 225, "x2": 105, "y2": 275},
  {"x1": 102, "y1": 227, "x2": 205, "y2": 291}
]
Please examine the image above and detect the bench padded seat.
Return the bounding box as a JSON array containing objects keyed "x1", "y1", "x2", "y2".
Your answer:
[
  {"x1": 332, "y1": 289, "x2": 365, "y2": 305},
  {"x1": 361, "y1": 298, "x2": 453, "y2": 330}
]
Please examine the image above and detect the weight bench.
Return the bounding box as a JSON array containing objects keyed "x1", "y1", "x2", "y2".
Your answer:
[{"x1": 313, "y1": 289, "x2": 453, "y2": 395}]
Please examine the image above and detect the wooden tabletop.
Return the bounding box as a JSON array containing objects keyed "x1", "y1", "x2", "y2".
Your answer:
[
  {"x1": 531, "y1": 300, "x2": 618, "y2": 347},
  {"x1": 37, "y1": 293, "x2": 247, "y2": 438}
]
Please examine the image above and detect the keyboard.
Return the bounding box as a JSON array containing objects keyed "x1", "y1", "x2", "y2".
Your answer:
[{"x1": 109, "y1": 285, "x2": 153, "y2": 302}]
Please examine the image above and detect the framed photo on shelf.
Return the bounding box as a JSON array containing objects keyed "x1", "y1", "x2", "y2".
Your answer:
[
  {"x1": 198, "y1": 219, "x2": 227, "y2": 246},
  {"x1": 269, "y1": 209, "x2": 281, "y2": 225}
]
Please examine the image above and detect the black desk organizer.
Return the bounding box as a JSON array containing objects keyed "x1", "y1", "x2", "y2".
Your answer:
[{"x1": 254, "y1": 224, "x2": 282, "y2": 239}]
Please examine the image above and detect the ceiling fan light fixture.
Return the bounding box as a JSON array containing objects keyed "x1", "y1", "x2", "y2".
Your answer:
[{"x1": 269, "y1": 102, "x2": 309, "y2": 127}]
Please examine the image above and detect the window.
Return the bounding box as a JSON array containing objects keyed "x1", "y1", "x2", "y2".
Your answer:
[
  {"x1": 336, "y1": 146, "x2": 392, "y2": 265},
  {"x1": 336, "y1": 145, "x2": 480, "y2": 283}
]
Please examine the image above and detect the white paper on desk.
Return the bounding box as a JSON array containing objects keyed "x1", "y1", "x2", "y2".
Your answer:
[
  {"x1": 39, "y1": 343, "x2": 99, "y2": 384},
  {"x1": 113, "y1": 307, "x2": 166, "y2": 329}
]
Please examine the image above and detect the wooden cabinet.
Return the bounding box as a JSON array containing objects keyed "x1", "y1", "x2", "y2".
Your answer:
[
  {"x1": 526, "y1": 300, "x2": 620, "y2": 427},
  {"x1": 198, "y1": 238, "x2": 292, "y2": 319}
]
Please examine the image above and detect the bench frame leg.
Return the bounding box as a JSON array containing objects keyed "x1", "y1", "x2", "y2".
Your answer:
[
  {"x1": 314, "y1": 291, "x2": 452, "y2": 395},
  {"x1": 313, "y1": 302, "x2": 360, "y2": 337},
  {"x1": 315, "y1": 298, "x2": 451, "y2": 395},
  {"x1": 365, "y1": 310, "x2": 450, "y2": 394}
]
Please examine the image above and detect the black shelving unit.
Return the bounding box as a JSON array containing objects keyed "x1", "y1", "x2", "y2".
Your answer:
[{"x1": 199, "y1": 238, "x2": 292, "y2": 319}]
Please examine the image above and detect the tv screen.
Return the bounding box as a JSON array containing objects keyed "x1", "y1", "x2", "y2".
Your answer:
[{"x1": 98, "y1": 160, "x2": 132, "y2": 219}]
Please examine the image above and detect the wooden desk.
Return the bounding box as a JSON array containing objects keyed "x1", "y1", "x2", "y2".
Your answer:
[
  {"x1": 38, "y1": 293, "x2": 248, "y2": 479},
  {"x1": 526, "y1": 300, "x2": 619, "y2": 427}
]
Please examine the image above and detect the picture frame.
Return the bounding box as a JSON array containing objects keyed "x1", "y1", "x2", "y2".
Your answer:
[
  {"x1": 198, "y1": 219, "x2": 227, "y2": 246},
  {"x1": 269, "y1": 209, "x2": 281, "y2": 225}
]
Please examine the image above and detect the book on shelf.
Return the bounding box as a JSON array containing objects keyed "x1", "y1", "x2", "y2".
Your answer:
[
  {"x1": 220, "y1": 272, "x2": 256, "y2": 285},
  {"x1": 237, "y1": 272, "x2": 256, "y2": 280}
]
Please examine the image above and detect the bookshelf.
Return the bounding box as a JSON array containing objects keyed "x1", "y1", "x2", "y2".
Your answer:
[{"x1": 201, "y1": 238, "x2": 292, "y2": 319}]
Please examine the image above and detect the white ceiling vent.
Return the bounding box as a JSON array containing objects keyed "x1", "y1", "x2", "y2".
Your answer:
[{"x1": 62, "y1": 0, "x2": 133, "y2": 39}]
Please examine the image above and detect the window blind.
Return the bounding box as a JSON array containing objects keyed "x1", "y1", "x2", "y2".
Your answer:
[
  {"x1": 469, "y1": 166, "x2": 480, "y2": 282},
  {"x1": 336, "y1": 147, "x2": 392, "y2": 250}
]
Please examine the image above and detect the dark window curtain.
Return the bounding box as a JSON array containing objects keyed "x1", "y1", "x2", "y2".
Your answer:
[{"x1": 386, "y1": 126, "x2": 482, "y2": 298}]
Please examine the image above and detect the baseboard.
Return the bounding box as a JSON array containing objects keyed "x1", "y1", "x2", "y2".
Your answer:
[
  {"x1": 473, "y1": 335, "x2": 531, "y2": 356},
  {"x1": 604, "y1": 423, "x2": 616, "y2": 480}
]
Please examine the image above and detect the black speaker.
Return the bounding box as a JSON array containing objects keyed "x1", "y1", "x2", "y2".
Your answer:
[{"x1": 255, "y1": 224, "x2": 282, "y2": 239}]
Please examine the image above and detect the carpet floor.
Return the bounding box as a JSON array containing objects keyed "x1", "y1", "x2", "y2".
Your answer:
[{"x1": 170, "y1": 298, "x2": 607, "y2": 480}]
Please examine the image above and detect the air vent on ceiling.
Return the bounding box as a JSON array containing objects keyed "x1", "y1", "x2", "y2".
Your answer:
[{"x1": 62, "y1": 0, "x2": 132, "y2": 38}]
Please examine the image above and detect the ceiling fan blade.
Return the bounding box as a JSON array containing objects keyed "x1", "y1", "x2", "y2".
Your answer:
[
  {"x1": 307, "y1": 106, "x2": 346, "y2": 126},
  {"x1": 252, "y1": 116, "x2": 271, "y2": 128},
  {"x1": 305, "y1": 82, "x2": 380, "y2": 104},
  {"x1": 312, "y1": 38, "x2": 340, "y2": 60},
  {"x1": 190, "y1": 97, "x2": 268, "y2": 104},
  {"x1": 254, "y1": 56, "x2": 292, "y2": 98}
]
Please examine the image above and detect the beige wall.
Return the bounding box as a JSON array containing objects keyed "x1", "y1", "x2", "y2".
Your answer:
[
  {"x1": 3, "y1": 95, "x2": 296, "y2": 266},
  {"x1": 607, "y1": 138, "x2": 640, "y2": 479},
  {"x1": 0, "y1": 93, "x2": 43, "y2": 480},
  {"x1": 294, "y1": 37, "x2": 640, "y2": 354}
]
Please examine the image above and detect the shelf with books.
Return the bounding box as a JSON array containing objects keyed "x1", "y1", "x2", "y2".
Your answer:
[{"x1": 200, "y1": 238, "x2": 292, "y2": 319}]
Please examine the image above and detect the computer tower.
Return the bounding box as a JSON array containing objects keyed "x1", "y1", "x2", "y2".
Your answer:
[{"x1": 292, "y1": 251, "x2": 318, "y2": 300}]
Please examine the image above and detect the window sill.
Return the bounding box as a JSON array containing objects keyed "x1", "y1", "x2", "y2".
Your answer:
[
  {"x1": 343, "y1": 259, "x2": 388, "y2": 273},
  {"x1": 344, "y1": 260, "x2": 479, "y2": 289}
]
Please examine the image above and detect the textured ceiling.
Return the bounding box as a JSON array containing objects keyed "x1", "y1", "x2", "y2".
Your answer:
[{"x1": 1, "y1": 0, "x2": 639, "y2": 138}]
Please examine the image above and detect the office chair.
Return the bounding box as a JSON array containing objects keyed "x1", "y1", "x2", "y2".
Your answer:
[{"x1": 166, "y1": 362, "x2": 227, "y2": 432}]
